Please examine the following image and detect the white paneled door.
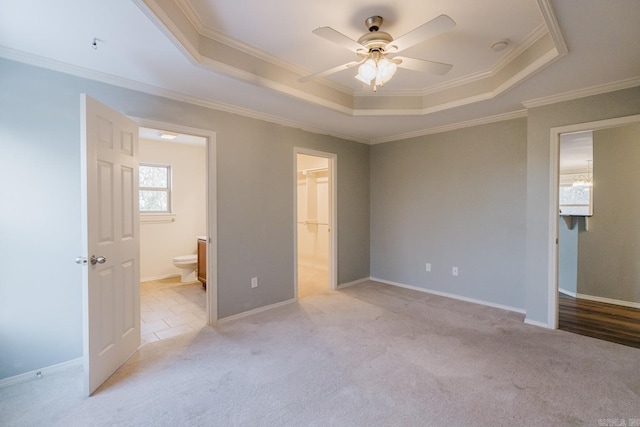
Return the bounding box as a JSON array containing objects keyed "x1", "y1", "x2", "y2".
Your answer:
[{"x1": 80, "y1": 94, "x2": 140, "y2": 395}]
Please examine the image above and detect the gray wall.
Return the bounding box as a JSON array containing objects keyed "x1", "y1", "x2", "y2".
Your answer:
[
  {"x1": 558, "y1": 217, "x2": 578, "y2": 294},
  {"x1": 576, "y1": 124, "x2": 640, "y2": 303},
  {"x1": 370, "y1": 119, "x2": 527, "y2": 309},
  {"x1": 525, "y1": 86, "x2": 640, "y2": 324},
  {"x1": 0, "y1": 58, "x2": 370, "y2": 380}
]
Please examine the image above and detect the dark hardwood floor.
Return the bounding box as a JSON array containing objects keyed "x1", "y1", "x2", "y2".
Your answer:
[{"x1": 558, "y1": 293, "x2": 640, "y2": 348}]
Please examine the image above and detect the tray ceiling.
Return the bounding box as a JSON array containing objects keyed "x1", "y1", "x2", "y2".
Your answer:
[{"x1": 1, "y1": 0, "x2": 639, "y2": 143}]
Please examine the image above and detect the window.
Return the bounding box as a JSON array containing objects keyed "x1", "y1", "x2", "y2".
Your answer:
[
  {"x1": 139, "y1": 164, "x2": 171, "y2": 213},
  {"x1": 559, "y1": 185, "x2": 592, "y2": 216}
]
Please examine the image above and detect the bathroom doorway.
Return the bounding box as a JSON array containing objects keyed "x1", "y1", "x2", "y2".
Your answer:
[
  {"x1": 136, "y1": 121, "x2": 216, "y2": 343},
  {"x1": 294, "y1": 149, "x2": 337, "y2": 298}
]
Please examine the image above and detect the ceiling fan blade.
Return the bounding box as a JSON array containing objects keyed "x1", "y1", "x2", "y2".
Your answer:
[
  {"x1": 390, "y1": 14, "x2": 456, "y2": 53},
  {"x1": 299, "y1": 61, "x2": 361, "y2": 83},
  {"x1": 312, "y1": 27, "x2": 366, "y2": 53},
  {"x1": 394, "y1": 56, "x2": 453, "y2": 75}
]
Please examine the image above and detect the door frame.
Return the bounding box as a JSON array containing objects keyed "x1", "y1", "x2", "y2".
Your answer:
[
  {"x1": 546, "y1": 114, "x2": 640, "y2": 329},
  {"x1": 133, "y1": 117, "x2": 218, "y2": 325},
  {"x1": 293, "y1": 148, "x2": 337, "y2": 298}
]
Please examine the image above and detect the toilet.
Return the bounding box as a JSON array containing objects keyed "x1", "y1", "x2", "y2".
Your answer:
[{"x1": 172, "y1": 254, "x2": 197, "y2": 282}]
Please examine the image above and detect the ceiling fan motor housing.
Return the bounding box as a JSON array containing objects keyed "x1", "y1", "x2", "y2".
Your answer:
[
  {"x1": 365, "y1": 16, "x2": 384, "y2": 31},
  {"x1": 358, "y1": 16, "x2": 394, "y2": 53}
]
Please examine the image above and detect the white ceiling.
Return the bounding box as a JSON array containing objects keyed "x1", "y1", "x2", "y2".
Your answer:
[
  {"x1": 139, "y1": 126, "x2": 206, "y2": 146},
  {"x1": 1, "y1": 0, "x2": 639, "y2": 144}
]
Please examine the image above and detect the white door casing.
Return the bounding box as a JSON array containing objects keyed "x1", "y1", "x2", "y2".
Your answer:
[{"x1": 81, "y1": 94, "x2": 140, "y2": 395}]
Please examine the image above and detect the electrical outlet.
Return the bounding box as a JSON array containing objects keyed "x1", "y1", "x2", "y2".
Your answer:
[
  {"x1": 452, "y1": 267, "x2": 458, "y2": 276},
  {"x1": 251, "y1": 277, "x2": 258, "y2": 288},
  {"x1": 425, "y1": 263, "x2": 431, "y2": 272}
]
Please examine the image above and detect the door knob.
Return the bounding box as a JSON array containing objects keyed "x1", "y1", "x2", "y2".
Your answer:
[{"x1": 90, "y1": 255, "x2": 107, "y2": 265}]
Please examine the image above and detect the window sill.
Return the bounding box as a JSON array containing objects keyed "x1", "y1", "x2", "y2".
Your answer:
[{"x1": 140, "y1": 213, "x2": 176, "y2": 224}]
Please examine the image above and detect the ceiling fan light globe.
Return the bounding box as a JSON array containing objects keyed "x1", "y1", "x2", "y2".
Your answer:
[
  {"x1": 357, "y1": 59, "x2": 378, "y2": 81},
  {"x1": 377, "y1": 58, "x2": 397, "y2": 82}
]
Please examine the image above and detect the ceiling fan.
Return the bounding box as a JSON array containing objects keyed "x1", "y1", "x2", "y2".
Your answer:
[{"x1": 300, "y1": 14, "x2": 456, "y2": 91}]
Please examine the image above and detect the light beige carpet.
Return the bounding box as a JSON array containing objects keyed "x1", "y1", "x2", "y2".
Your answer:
[
  {"x1": 297, "y1": 264, "x2": 330, "y2": 298},
  {"x1": 2, "y1": 281, "x2": 639, "y2": 426}
]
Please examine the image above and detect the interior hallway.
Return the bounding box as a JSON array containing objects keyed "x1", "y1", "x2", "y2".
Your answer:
[{"x1": 140, "y1": 277, "x2": 207, "y2": 344}]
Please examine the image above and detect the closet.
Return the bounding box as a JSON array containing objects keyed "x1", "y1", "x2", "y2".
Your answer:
[{"x1": 296, "y1": 154, "x2": 329, "y2": 297}]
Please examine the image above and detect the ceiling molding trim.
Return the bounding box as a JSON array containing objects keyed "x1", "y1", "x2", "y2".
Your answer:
[
  {"x1": 138, "y1": 0, "x2": 566, "y2": 117},
  {"x1": 323, "y1": 28, "x2": 561, "y2": 114},
  {"x1": 174, "y1": 0, "x2": 353, "y2": 96},
  {"x1": 0, "y1": 47, "x2": 368, "y2": 145},
  {"x1": 536, "y1": 0, "x2": 568, "y2": 55},
  {"x1": 353, "y1": 92, "x2": 495, "y2": 117},
  {"x1": 174, "y1": 0, "x2": 302, "y2": 73},
  {"x1": 491, "y1": 48, "x2": 561, "y2": 98},
  {"x1": 196, "y1": 31, "x2": 354, "y2": 96},
  {"x1": 417, "y1": 24, "x2": 548, "y2": 98},
  {"x1": 522, "y1": 77, "x2": 640, "y2": 108},
  {"x1": 356, "y1": 34, "x2": 560, "y2": 117},
  {"x1": 173, "y1": 0, "x2": 204, "y2": 33},
  {"x1": 132, "y1": 0, "x2": 203, "y2": 66},
  {"x1": 196, "y1": 56, "x2": 355, "y2": 116},
  {"x1": 369, "y1": 110, "x2": 528, "y2": 145},
  {"x1": 140, "y1": 0, "x2": 359, "y2": 113}
]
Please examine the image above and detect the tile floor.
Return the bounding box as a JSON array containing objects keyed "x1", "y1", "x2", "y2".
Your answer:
[{"x1": 140, "y1": 276, "x2": 207, "y2": 345}]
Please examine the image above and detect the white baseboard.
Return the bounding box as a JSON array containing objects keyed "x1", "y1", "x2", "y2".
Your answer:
[
  {"x1": 0, "y1": 357, "x2": 82, "y2": 389},
  {"x1": 218, "y1": 298, "x2": 296, "y2": 324},
  {"x1": 576, "y1": 293, "x2": 640, "y2": 309},
  {"x1": 337, "y1": 277, "x2": 371, "y2": 289},
  {"x1": 370, "y1": 277, "x2": 526, "y2": 314},
  {"x1": 558, "y1": 288, "x2": 577, "y2": 298},
  {"x1": 524, "y1": 318, "x2": 549, "y2": 329},
  {"x1": 140, "y1": 273, "x2": 180, "y2": 283}
]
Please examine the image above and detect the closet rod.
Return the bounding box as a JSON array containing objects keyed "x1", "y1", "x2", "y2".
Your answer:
[
  {"x1": 298, "y1": 167, "x2": 328, "y2": 175},
  {"x1": 297, "y1": 221, "x2": 329, "y2": 226}
]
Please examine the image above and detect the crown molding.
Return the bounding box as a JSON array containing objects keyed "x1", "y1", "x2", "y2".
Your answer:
[
  {"x1": 369, "y1": 110, "x2": 528, "y2": 144},
  {"x1": 522, "y1": 76, "x2": 640, "y2": 108},
  {"x1": 415, "y1": 23, "x2": 549, "y2": 98},
  {"x1": 173, "y1": 0, "x2": 353, "y2": 96},
  {"x1": 137, "y1": 0, "x2": 565, "y2": 117},
  {"x1": 0, "y1": 46, "x2": 369, "y2": 145},
  {"x1": 536, "y1": 0, "x2": 568, "y2": 55}
]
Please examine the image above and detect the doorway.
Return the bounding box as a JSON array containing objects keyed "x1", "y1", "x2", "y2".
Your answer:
[
  {"x1": 548, "y1": 114, "x2": 640, "y2": 334},
  {"x1": 135, "y1": 119, "x2": 217, "y2": 327},
  {"x1": 137, "y1": 126, "x2": 209, "y2": 343},
  {"x1": 294, "y1": 149, "x2": 337, "y2": 298}
]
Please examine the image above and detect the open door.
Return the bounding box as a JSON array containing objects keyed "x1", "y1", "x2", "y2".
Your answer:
[{"x1": 80, "y1": 94, "x2": 140, "y2": 395}]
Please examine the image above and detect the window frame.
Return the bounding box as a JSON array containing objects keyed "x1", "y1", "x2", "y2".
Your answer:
[{"x1": 139, "y1": 163, "x2": 172, "y2": 214}]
